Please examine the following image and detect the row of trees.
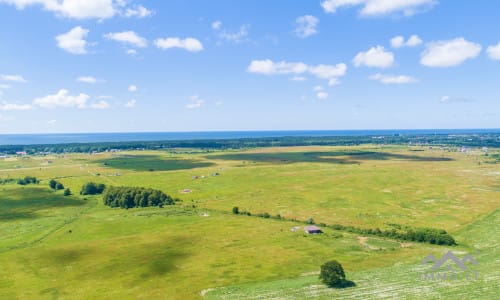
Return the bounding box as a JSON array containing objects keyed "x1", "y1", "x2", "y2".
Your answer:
[
  {"x1": 17, "y1": 176, "x2": 39, "y2": 185},
  {"x1": 103, "y1": 186, "x2": 176, "y2": 209},
  {"x1": 231, "y1": 208, "x2": 456, "y2": 245}
]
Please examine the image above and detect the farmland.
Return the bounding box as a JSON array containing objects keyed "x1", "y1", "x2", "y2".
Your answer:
[{"x1": 0, "y1": 145, "x2": 498, "y2": 299}]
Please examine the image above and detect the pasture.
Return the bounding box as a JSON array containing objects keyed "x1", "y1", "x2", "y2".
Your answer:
[{"x1": 0, "y1": 145, "x2": 498, "y2": 299}]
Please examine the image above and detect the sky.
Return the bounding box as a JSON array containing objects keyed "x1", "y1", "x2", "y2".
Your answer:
[{"x1": 0, "y1": 0, "x2": 499, "y2": 134}]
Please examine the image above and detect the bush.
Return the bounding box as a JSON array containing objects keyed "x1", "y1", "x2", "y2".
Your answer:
[
  {"x1": 81, "y1": 182, "x2": 106, "y2": 195},
  {"x1": 232, "y1": 206, "x2": 239, "y2": 214},
  {"x1": 320, "y1": 260, "x2": 346, "y2": 287},
  {"x1": 63, "y1": 188, "x2": 71, "y2": 196},
  {"x1": 49, "y1": 179, "x2": 57, "y2": 189},
  {"x1": 56, "y1": 182, "x2": 64, "y2": 190}
]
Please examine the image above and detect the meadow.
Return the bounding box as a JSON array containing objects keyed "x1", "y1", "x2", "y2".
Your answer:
[{"x1": 0, "y1": 145, "x2": 498, "y2": 299}]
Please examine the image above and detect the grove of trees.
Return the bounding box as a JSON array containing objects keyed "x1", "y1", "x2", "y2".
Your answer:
[
  {"x1": 17, "y1": 176, "x2": 39, "y2": 185},
  {"x1": 102, "y1": 186, "x2": 175, "y2": 209},
  {"x1": 80, "y1": 182, "x2": 106, "y2": 195},
  {"x1": 49, "y1": 179, "x2": 64, "y2": 190}
]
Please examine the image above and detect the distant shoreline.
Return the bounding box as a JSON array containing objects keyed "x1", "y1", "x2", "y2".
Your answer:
[{"x1": 0, "y1": 129, "x2": 499, "y2": 146}]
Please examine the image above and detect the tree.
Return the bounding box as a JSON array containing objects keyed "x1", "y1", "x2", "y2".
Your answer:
[
  {"x1": 232, "y1": 206, "x2": 239, "y2": 214},
  {"x1": 56, "y1": 182, "x2": 64, "y2": 190},
  {"x1": 49, "y1": 179, "x2": 57, "y2": 190},
  {"x1": 320, "y1": 260, "x2": 346, "y2": 287},
  {"x1": 63, "y1": 188, "x2": 71, "y2": 196}
]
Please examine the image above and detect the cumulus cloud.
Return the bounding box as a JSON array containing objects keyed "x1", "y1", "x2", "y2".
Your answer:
[
  {"x1": 487, "y1": 42, "x2": 500, "y2": 60},
  {"x1": 125, "y1": 99, "x2": 136, "y2": 108},
  {"x1": 369, "y1": 73, "x2": 418, "y2": 84},
  {"x1": 390, "y1": 34, "x2": 422, "y2": 48},
  {"x1": 186, "y1": 95, "x2": 205, "y2": 109},
  {"x1": 76, "y1": 76, "x2": 97, "y2": 83},
  {"x1": 33, "y1": 89, "x2": 89, "y2": 108},
  {"x1": 294, "y1": 15, "x2": 319, "y2": 38},
  {"x1": 248, "y1": 59, "x2": 347, "y2": 85},
  {"x1": 0, "y1": 0, "x2": 116, "y2": 19},
  {"x1": 154, "y1": 37, "x2": 203, "y2": 52},
  {"x1": 0, "y1": 102, "x2": 33, "y2": 110},
  {"x1": 122, "y1": 5, "x2": 153, "y2": 18},
  {"x1": 290, "y1": 76, "x2": 307, "y2": 81},
  {"x1": 321, "y1": 0, "x2": 436, "y2": 17},
  {"x1": 104, "y1": 31, "x2": 147, "y2": 48},
  {"x1": 128, "y1": 85, "x2": 137, "y2": 92},
  {"x1": 56, "y1": 26, "x2": 89, "y2": 54},
  {"x1": 353, "y1": 46, "x2": 394, "y2": 68},
  {"x1": 0, "y1": 74, "x2": 27, "y2": 83},
  {"x1": 420, "y1": 38, "x2": 481, "y2": 67},
  {"x1": 0, "y1": 0, "x2": 153, "y2": 19}
]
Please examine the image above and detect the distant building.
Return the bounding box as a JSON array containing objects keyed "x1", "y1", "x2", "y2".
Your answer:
[{"x1": 304, "y1": 225, "x2": 322, "y2": 234}]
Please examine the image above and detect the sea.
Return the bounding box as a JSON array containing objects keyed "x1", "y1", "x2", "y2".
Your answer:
[{"x1": 0, "y1": 129, "x2": 498, "y2": 145}]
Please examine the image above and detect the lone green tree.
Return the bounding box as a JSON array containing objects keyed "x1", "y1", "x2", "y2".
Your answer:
[
  {"x1": 63, "y1": 188, "x2": 71, "y2": 196},
  {"x1": 56, "y1": 182, "x2": 64, "y2": 190},
  {"x1": 49, "y1": 179, "x2": 57, "y2": 190},
  {"x1": 320, "y1": 260, "x2": 346, "y2": 287},
  {"x1": 232, "y1": 206, "x2": 239, "y2": 214}
]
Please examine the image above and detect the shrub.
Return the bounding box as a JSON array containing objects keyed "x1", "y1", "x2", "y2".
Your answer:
[{"x1": 232, "y1": 206, "x2": 239, "y2": 214}]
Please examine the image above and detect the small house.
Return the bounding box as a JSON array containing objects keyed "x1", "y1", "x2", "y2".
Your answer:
[{"x1": 304, "y1": 225, "x2": 322, "y2": 234}]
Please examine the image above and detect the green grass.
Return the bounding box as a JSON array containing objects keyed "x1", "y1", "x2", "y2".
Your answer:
[{"x1": 0, "y1": 145, "x2": 498, "y2": 299}]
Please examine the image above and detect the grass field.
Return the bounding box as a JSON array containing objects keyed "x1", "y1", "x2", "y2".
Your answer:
[{"x1": 0, "y1": 145, "x2": 498, "y2": 299}]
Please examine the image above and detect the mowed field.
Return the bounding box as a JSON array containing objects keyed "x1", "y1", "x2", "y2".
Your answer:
[{"x1": 0, "y1": 145, "x2": 498, "y2": 299}]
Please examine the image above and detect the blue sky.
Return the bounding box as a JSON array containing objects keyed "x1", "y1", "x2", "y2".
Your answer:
[{"x1": 0, "y1": 0, "x2": 498, "y2": 133}]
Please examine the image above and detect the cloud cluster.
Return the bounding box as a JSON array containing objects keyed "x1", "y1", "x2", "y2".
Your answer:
[
  {"x1": 186, "y1": 95, "x2": 205, "y2": 109},
  {"x1": 104, "y1": 31, "x2": 147, "y2": 48},
  {"x1": 353, "y1": 46, "x2": 394, "y2": 68},
  {"x1": 0, "y1": 0, "x2": 153, "y2": 19},
  {"x1": 321, "y1": 0, "x2": 436, "y2": 17},
  {"x1": 294, "y1": 15, "x2": 319, "y2": 38},
  {"x1": 420, "y1": 38, "x2": 481, "y2": 67},
  {"x1": 248, "y1": 59, "x2": 347, "y2": 85},
  {"x1": 487, "y1": 42, "x2": 500, "y2": 60}
]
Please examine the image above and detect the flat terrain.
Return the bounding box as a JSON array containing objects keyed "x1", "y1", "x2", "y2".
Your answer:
[{"x1": 0, "y1": 145, "x2": 498, "y2": 299}]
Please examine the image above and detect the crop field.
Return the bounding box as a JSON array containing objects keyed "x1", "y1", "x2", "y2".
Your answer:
[{"x1": 0, "y1": 145, "x2": 498, "y2": 299}]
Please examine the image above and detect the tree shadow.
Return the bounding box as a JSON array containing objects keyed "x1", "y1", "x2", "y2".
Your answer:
[
  {"x1": 96, "y1": 155, "x2": 214, "y2": 172},
  {"x1": 208, "y1": 150, "x2": 453, "y2": 165},
  {"x1": 0, "y1": 188, "x2": 86, "y2": 221}
]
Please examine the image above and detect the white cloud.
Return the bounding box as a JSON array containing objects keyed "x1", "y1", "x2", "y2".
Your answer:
[
  {"x1": 313, "y1": 85, "x2": 324, "y2": 92},
  {"x1": 440, "y1": 95, "x2": 449, "y2": 102},
  {"x1": 215, "y1": 101, "x2": 223, "y2": 106},
  {"x1": 125, "y1": 99, "x2": 136, "y2": 108},
  {"x1": 369, "y1": 73, "x2": 418, "y2": 84},
  {"x1": 33, "y1": 89, "x2": 89, "y2": 109},
  {"x1": 0, "y1": 0, "x2": 116, "y2": 19},
  {"x1": 76, "y1": 76, "x2": 97, "y2": 84},
  {"x1": 104, "y1": 31, "x2": 147, "y2": 48},
  {"x1": 0, "y1": 74, "x2": 27, "y2": 83},
  {"x1": 391, "y1": 34, "x2": 422, "y2": 48},
  {"x1": 0, "y1": 84, "x2": 10, "y2": 89},
  {"x1": 294, "y1": 15, "x2": 319, "y2": 38},
  {"x1": 97, "y1": 95, "x2": 113, "y2": 99},
  {"x1": 56, "y1": 26, "x2": 89, "y2": 54},
  {"x1": 128, "y1": 85, "x2": 137, "y2": 92},
  {"x1": 89, "y1": 100, "x2": 110, "y2": 109},
  {"x1": 217, "y1": 25, "x2": 249, "y2": 43},
  {"x1": 126, "y1": 49, "x2": 138, "y2": 56},
  {"x1": 212, "y1": 20, "x2": 222, "y2": 30},
  {"x1": 0, "y1": 102, "x2": 33, "y2": 110},
  {"x1": 186, "y1": 95, "x2": 205, "y2": 109},
  {"x1": 316, "y1": 92, "x2": 329, "y2": 100},
  {"x1": 321, "y1": 0, "x2": 436, "y2": 17},
  {"x1": 154, "y1": 37, "x2": 203, "y2": 52},
  {"x1": 123, "y1": 5, "x2": 153, "y2": 18},
  {"x1": 248, "y1": 59, "x2": 347, "y2": 84},
  {"x1": 420, "y1": 38, "x2": 481, "y2": 67},
  {"x1": 290, "y1": 76, "x2": 307, "y2": 81},
  {"x1": 353, "y1": 46, "x2": 394, "y2": 68},
  {"x1": 47, "y1": 119, "x2": 56, "y2": 125},
  {"x1": 487, "y1": 42, "x2": 500, "y2": 60}
]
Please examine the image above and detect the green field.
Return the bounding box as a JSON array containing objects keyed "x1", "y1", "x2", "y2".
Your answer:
[{"x1": 0, "y1": 145, "x2": 498, "y2": 299}]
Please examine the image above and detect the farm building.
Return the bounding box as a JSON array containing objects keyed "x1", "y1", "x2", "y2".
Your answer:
[{"x1": 304, "y1": 225, "x2": 322, "y2": 234}]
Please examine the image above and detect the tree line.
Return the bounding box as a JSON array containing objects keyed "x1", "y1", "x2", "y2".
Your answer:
[{"x1": 102, "y1": 186, "x2": 176, "y2": 209}]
